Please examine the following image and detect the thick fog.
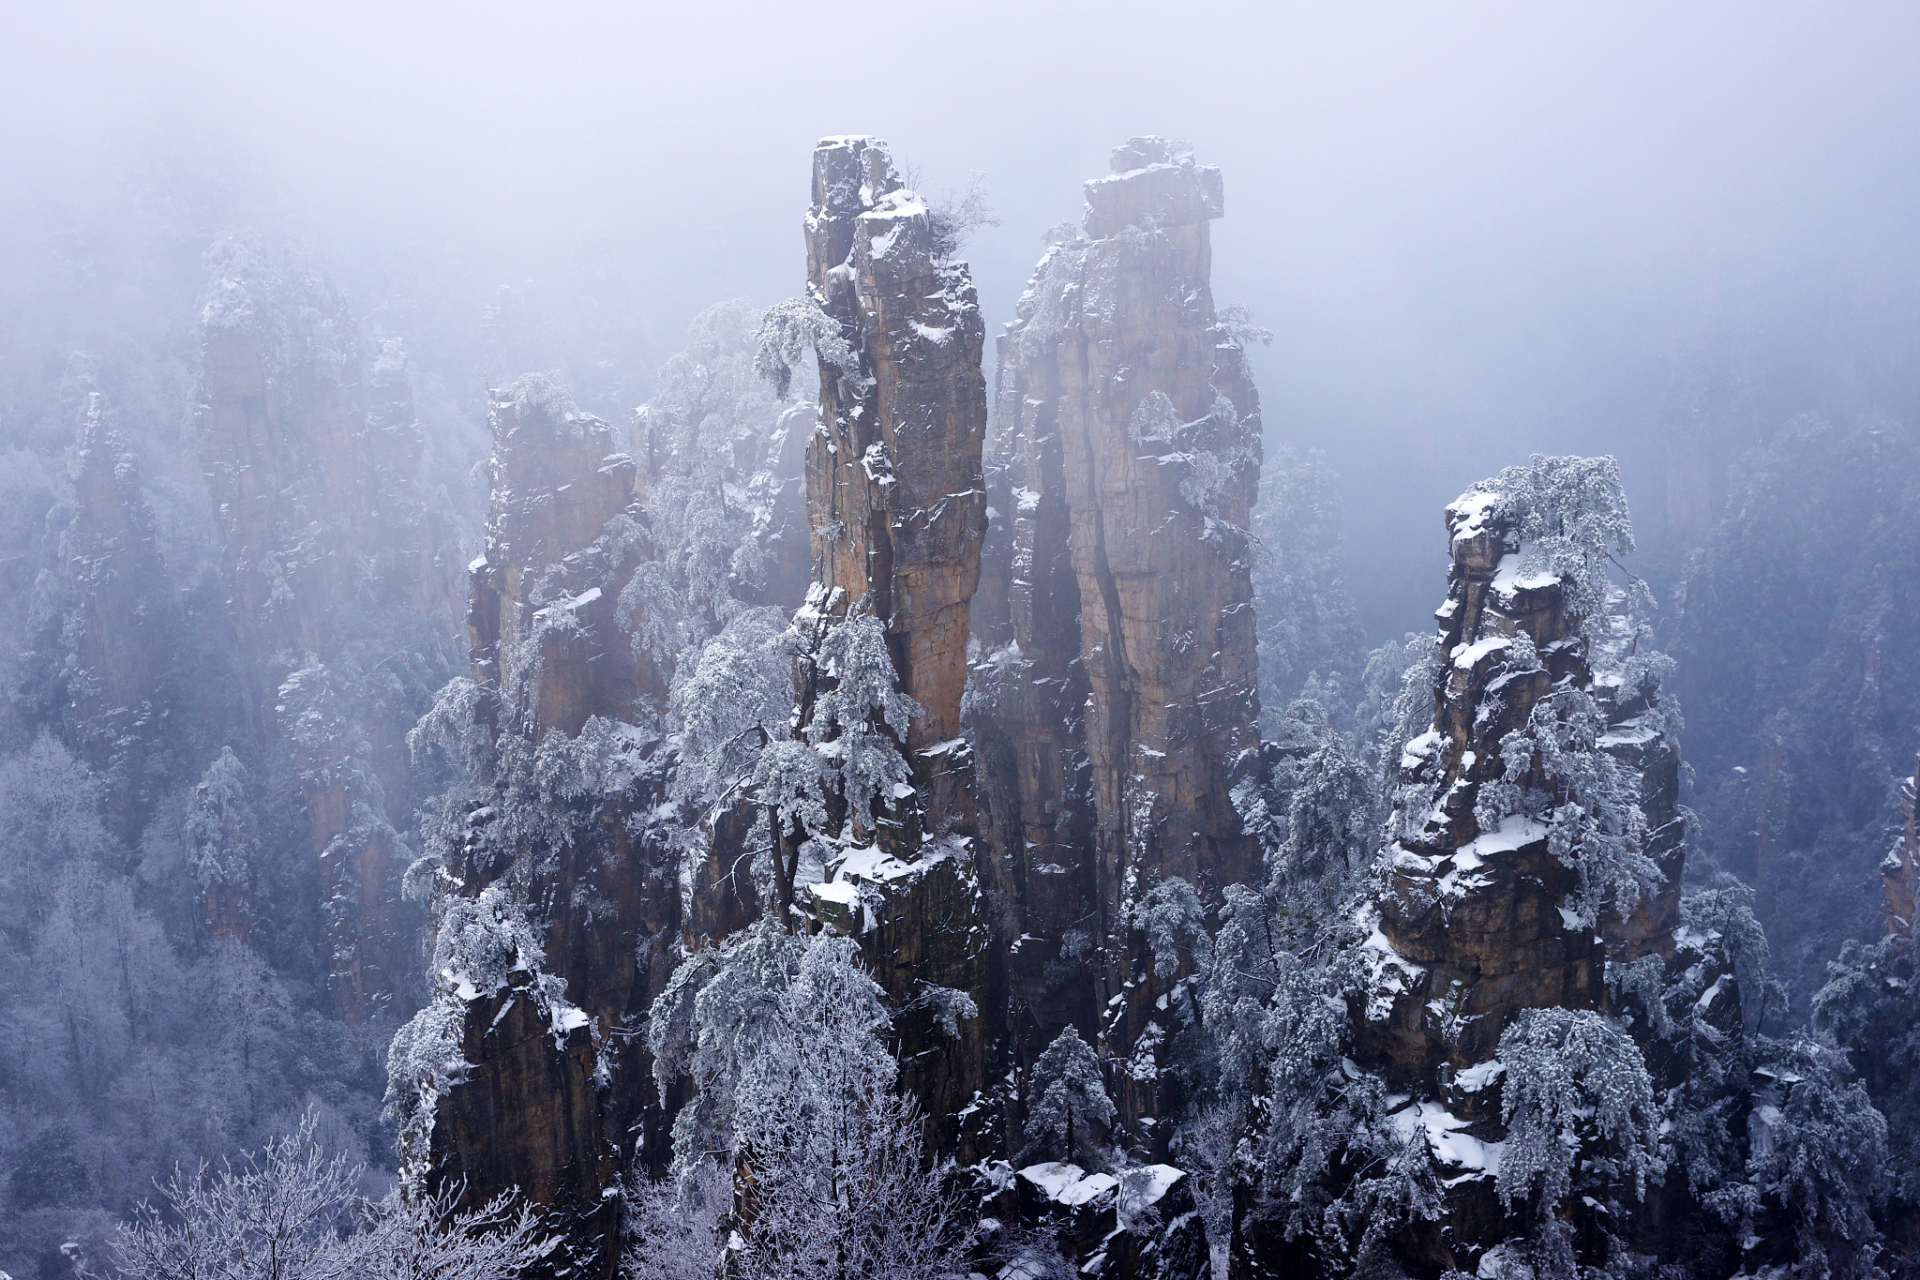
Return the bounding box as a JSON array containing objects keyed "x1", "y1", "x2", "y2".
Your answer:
[{"x1": 12, "y1": 1, "x2": 1920, "y2": 635}]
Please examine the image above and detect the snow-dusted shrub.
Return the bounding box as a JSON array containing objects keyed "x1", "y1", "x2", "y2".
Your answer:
[
  {"x1": 806, "y1": 611, "x2": 919, "y2": 827},
  {"x1": 642, "y1": 922, "x2": 970, "y2": 1280},
  {"x1": 670, "y1": 607, "x2": 793, "y2": 809},
  {"x1": 1451, "y1": 453, "x2": 1644, "y2": 624},
  {"x1": 116, "y1": 1114, "x2": 552, "y2": 1280},
  {"x1": 1479, "y1": 684, "x2": 1662, "y2": 927},
  {"x1": 182, "y1": 747, "x2": 258, "y2": 892},
  {"x1": 1128, "y1": 876, "x2": 1206, "y2": 981},
  {"x1": 753, "y1": 295, "x2": 854, "y2": 399}
]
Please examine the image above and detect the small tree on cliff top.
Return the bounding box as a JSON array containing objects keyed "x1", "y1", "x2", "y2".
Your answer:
[{"x1": 1450, "y1": 452, "x2": 1642, "y2": 624}]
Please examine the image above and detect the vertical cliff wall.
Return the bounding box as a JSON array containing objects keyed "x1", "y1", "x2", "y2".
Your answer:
[
  {"x1": 1351, "y1": 461, "x2": 1685, "y2": 1269},
  {"x1": 790, "y1": 135, "x2": 991, "y2": 1151},
  {"x1": 972, "y1": 137, "x2": 1264, "y2": 1139},
  {"x1": 801, "y1": 136, "x2": 988, "y2": 829}
]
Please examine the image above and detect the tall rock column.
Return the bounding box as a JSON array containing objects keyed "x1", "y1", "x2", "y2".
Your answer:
[
  {"x1": 794, "y1": 135, "x2": 990, "y2": 1154},
  {"x1": 802, "y1": 135, "x2": 988, "y2": 831},
  {"x1": 394, "y1": 377, "x2": 675, "y2": 1280},
  {"x1": 1362, "y1": 491, "x2": 1607, "y2": 1082},
  {"x1": 974, "y1": 137, "x2": 1264, "y2": 1137},
  {"x1": 1350, "y1": 461, "x2": 1685, "y2": 1270}
]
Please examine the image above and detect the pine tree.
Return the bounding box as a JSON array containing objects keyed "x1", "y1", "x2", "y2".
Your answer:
[{"x1": 1027, "y1": 1026, "x2": 1115, "y2": 1165}]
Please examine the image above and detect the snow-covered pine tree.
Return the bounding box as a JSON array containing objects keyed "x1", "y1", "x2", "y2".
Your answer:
[
  {"x1": 1026, "y1": 1026, "x2": 1116, "y2": 1166},
  {"x1": 181, "y1": 746, "x2": 259, "y2": 942}
]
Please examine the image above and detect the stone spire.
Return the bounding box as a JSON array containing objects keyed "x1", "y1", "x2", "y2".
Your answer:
[
  {"x1": 793, "y1": 135, "x2": 992, "y2": 1155},
  {"x1": 1350, "y1": 460, "x2": 1686, "y2": 1265},
  {"x1": 403, "y1": 379, "x2": 672, "y2": 1280},
  {"x1": 972, "y1": 137, "x2": 1264, "y2": 1139},
  {"x1": 800, "y1": 135, "x2": 989, "y2": 834}
]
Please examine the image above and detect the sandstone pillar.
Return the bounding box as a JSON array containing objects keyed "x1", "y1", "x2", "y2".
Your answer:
[
  {"x1": 974, "y1": 137, "x2": 1264, "y2": 1137},
  {"x1": 794, "y1": 135, "x2": 991, "y2": 1155}
]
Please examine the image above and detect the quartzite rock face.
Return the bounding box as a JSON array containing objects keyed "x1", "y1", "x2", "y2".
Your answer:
[
  {"x1": 802, "y1": 135, "x2": 989, "y2": 830},
  {"x1": 1365, "y1": 499, "x2": 1604, "y2": 1079},
  {"x1": 973, "y1": 137, "x2": 1263, "y2": 1138},
  {"x1": 795, "y1": 136, "x2": 991, "y2": 1152},
  {"x1": 417, "y1": 379, "x2": 675, "y2": 1279}
]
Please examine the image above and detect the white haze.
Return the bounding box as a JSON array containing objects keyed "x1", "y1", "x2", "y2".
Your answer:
[{"x1": 5, "y1": 0, "x2": 1919, "y2": 637}]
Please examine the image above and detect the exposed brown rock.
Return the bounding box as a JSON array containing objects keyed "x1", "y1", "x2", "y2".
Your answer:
[
  {"x1": 793, "y1": 135, "x2": 990, "y2": 1152},
  {"x1": 971, "y1": 137, "x2": 1264, "y2": 1139},
  {"x1": 801, "y1": 135, "x2": 988, "y2": 825},
  {"x1": 1354, "y1": 475, "x2": 1685, "y2": 1268},
  {"x1": 417, "y1": 379, "x2": 674, "y2": 1279}
]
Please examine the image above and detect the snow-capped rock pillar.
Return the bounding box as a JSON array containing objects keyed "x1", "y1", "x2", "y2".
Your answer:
[
  {"x1": 1352, "y1": 458, "x2": 1686, "y2": 1264},
  {"x1": 795, "y1": 135, "x2": 991, "y2": 1157},
  {"x1": 971, "y1": 137, "x2": 1264, "y2": 1139},
  {"x1": 802, "y1": 135, "x2": 988, "y2": 837}
]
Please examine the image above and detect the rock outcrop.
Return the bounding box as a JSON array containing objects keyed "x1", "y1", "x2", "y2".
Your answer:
[
  {"x1": 1351, "y1": 463, "x2": 1686, "y2": 1269},
  {"x1": 790, "y1": 135, "x2": 992, "y2": 1154},
  {"x1": 799, "y1": 136, "x2": 989, "y2": 830},
  {"x1": 971, "y1": 137, "x2": 1264, "y2": 1141},
  {"x1": 400, "y1": 379, "x2": 675, "y2": 1279},
  {"x1": 1363, "y1": 493, "x2": 1610, "y2": 1078}
]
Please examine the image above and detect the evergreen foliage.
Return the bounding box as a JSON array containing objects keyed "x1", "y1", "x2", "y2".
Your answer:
[{"x1": 1026, "y1": 1026, "x2": 1116, "y2": 1165}]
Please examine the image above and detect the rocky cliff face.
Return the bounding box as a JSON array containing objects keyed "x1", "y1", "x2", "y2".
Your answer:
[
  {"x1": 1363, "y1": 494, "x2": 1610, "y2": 1078},
  {"x1": 971, "y1": 137, "x2": 1264, "y2": 1141},
  {"x1": 789, "y1": 135, "x2": 992, "y2": 1152},
  {"x1": 800, "y1": 136, "x2": 988, "y2": 828},
  {"x1": 1352, "y1": 466, "x2": 1686, "y2": 1270}
]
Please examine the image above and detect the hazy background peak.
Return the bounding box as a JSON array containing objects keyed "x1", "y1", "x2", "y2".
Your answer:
[{"x1": 7, "y1": 0, "x2": 1919, "y2": 637}]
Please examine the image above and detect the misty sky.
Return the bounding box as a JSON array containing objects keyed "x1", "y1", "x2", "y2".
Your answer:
[{"x1": 7, "y1": 0, "x2": 1920, "y2": 639}]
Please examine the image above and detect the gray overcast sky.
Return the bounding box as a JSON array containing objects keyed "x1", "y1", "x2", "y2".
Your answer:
[{"x1": 8, "y1": 0, "x2": 1919, "y2": 636}]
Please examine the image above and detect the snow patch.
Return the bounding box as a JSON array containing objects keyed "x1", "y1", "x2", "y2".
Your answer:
[
  {"x1": 1455, "y1": 1060, "x2": 1506, "y2": 1093},
  {"x1": 1389, "y1": 1100, "x2": 1501, "y2": 1177},
  {"x1": 1017, "y1": 1162, "x2": 1120, "y2": 1208}
]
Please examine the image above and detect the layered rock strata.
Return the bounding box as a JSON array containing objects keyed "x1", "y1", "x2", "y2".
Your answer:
[
  {"x1": 793, "y1": 135, "x2": 991, "y2": 1152},
  {"x1": 972, "y1": 137, "x2": 1264, "y2": 1139}
]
